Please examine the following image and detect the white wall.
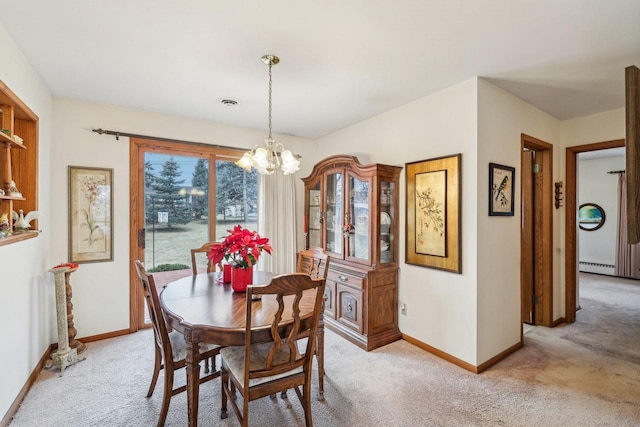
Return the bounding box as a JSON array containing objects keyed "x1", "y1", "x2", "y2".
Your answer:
[
  {"x1": 560, "y1": 109, "x2": 626, "y2": 146},
  {"x1": 51, "y1": 98, "x2": 315, "y2": 338},
  {"x1": 476, "y1": 79, "x2": 560, "y2": 363},
  {"x1": 316, "y1": 78, "x2": 480, "y2": 364},
  {"x1": 0, "y1": 24, "x2": 54, "y2": 418},
  {"x1": 578, "y1": 155, "x2": 625, "y2": 274}
]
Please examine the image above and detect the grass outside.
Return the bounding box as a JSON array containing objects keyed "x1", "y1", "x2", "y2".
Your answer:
[{"x1": 143, "y1": 219, "x2": 257, "y2": 270}]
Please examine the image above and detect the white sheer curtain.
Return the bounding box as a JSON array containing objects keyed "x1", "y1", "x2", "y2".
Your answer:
[
  {"x1": 257, "y1": 173, "x2": 297, "y2": 274},
  {"x1": 614, "y1": 172, "x2": 640, "y2": 278}
]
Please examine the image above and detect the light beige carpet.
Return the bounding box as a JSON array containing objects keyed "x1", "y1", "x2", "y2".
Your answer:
[{"x1": 8, "y1": 273, "x2": 640, "y2": 426}]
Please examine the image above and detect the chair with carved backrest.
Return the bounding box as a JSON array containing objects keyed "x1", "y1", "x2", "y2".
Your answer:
[
  {"x1": 189, "y1": 243, "x2": 225, "y2": 374},
  {"x1": 220, "y1": 273, "x2": 326, "y2": 427},
  {"x1": 134, "y1": 260, "x2": 221, "y2": 427},
  {"x1": 190, "y1": 242, "x2": 223, "y2": 276},
  {"x1": 296, "y1": 246, "x2": 330, "y2": 281},
  {"x1": 296, "y1": 246, "x2": 330, "y2": 401}
]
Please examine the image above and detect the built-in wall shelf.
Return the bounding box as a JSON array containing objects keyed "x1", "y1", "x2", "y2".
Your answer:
[{"x1": 0, "y1": 80, "x2": 39, "y2": 243}]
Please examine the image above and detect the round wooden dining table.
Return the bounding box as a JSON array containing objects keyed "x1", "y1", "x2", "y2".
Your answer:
[{"x1": 160, "y1": 270, "x2": 325, "y2": 427}]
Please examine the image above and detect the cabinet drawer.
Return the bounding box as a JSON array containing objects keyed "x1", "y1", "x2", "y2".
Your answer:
[
  {"x1": 328, "y1": 270, "x2": 364, "y2": 290},
  {"x1": 322, "y1": 280, "x2": 336, "y2": 320},
  {"x1": 336, "y1": 284, "x2": 363, "y2": 333}
]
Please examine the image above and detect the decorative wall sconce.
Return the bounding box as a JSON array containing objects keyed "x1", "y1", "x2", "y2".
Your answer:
[{"x1": 554, "y1": 181, "x2": 564, "y2": 209}]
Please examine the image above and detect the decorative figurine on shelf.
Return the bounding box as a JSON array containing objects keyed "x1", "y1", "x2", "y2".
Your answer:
[
  {"x1": 12, "y1": 209, "x2": 41, "y2": 232},
  {"x1": 0, "y1": 212, "x2": 9, "y2": 238},
  {"x1": 8, "y1": 180, "x2": 22, "y2": 198},
  {"x1": 0, "y1": 188, "x2": 4, "y2": 196}
]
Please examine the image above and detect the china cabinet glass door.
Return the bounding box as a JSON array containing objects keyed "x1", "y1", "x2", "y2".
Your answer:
[
  {"x1": 307, "y1": 182, "x2": 322, "y2": 248},
  {"x1": 379, "y1": 180, "x2": 395, "y2": 264},
  {"x1": 325, "y1": 170, "x2": 343, "y2": 256},
  {"x1": 348, "y1": 174, "x2": 370, "y2": 262}
]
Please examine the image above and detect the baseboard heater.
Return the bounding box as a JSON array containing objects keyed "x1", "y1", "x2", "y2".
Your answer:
[{"x1": 579, "y1": 261, "x2": 615, "y2": 269}]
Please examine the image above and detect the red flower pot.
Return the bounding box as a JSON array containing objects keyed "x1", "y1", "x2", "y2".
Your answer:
[
  {"x1": 222, "y1": 264, "x2": 232, "y2": 283},
  {"x1": 231, "y1": 267, "x2": 253, "y2": 292}
]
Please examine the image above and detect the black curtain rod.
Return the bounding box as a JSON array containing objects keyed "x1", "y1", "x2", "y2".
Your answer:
[
  {"x1": 91, "y1": 128, "x2": 244, "y2": 152},
  {"x1": 607, "y1": 170, "x2": 626, "y2": 174}
]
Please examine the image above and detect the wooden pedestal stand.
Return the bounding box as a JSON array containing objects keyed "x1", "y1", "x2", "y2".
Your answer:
[
  {"x1": 48, "y1": 266, "x2": 84, "y2": 375},
  {"x1": 64, "y1": 267, "x2": 86, "y2": 354}
]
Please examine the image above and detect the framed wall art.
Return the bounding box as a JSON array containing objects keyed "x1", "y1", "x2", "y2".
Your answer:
[
  {"x1": 406, "y1": 153, "x2": 461, "y2": 273},
  {"x1": 69, "y1": 166, "x2": 113, "y2": 263},
  {"x1": 578, "y1": 202, "x2": 605, "y2": 231},
  {"x1": 489, "y1": 163, "x2": 515, "y2": 216}
]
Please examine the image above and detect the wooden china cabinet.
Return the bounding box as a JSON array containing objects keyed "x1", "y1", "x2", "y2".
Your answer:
[
  {"x1": 0, "y1": 81, "x2": 39, "y2": 246},
  {"x1": 302, "y1": 155, "x2": 402, "y2": 350}
]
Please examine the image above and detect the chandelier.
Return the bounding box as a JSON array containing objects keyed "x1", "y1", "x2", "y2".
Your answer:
[{"x1": 235, "y1": 55, "x2": 301, "y2": 175}]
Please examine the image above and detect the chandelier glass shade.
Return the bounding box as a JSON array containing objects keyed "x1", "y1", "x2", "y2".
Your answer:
[{"x1": 235, "y1": 55, "x2": 301, "y2": 175}]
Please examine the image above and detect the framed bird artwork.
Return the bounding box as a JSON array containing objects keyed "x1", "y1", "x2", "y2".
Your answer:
[{"x1": 489, "y1": 163, "x2": 515, "y2": 216}]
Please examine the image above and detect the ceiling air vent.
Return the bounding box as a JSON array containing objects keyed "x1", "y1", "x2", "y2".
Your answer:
[{"x1": 218, "y1": 98, "x2": 240, "y2": 107}]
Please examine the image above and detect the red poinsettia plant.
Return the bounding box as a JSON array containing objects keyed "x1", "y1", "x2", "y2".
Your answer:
[{"x1": 207, "y1": 225, "x2": 273, "y2": 270}]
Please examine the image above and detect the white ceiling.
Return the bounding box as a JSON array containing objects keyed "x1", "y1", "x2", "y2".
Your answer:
[{"x1": 1, "y1": 0, "x2": 639, "y2": 139}]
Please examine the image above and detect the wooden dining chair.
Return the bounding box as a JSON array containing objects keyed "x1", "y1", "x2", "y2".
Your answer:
[
  {"x1": 296, "y1": 246, "x2": 330, "y2": 401},
  {"x1": 296, "y1": 246, "x2": 330, "y2": 280},
  {"x1": 134, "y1": 260, "x2": 222, "y2": 427},
  {"x1": 190, "y1": 242, "x2": 223, "y2": 276},
  {"x1": 220, "y1": 273, "x2": 326, "y2": 427},
  {"x1": 190, "y1": 243, "x2": 225, "y2": 374}
]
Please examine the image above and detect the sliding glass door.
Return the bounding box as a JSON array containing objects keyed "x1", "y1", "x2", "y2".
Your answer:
[
  {"x1": 144, "y1": 152, "x2": 210, "y2": 270},
  {"x1": 130, "y1": 138, "x2": 258, "y2": 330}
]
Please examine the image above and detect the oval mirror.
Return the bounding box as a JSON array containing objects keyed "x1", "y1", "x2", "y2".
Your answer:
[{"x1": 578, "y1": 203, "x2": 606, "y2": 231}]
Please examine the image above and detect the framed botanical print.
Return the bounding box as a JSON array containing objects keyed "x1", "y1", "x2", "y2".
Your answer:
[
  {"x1": 406, "y1": 153, "x2": 461, "y2": 273},
  {"x1": 489, "y1": 163, "x2": 515, "y2": 216},
  {"x1": 68, "y1": 166, "x2": 113, "y2": 263}
]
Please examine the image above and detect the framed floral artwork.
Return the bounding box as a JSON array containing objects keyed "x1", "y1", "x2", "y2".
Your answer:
[
  {"x1": 489, "y1": 163, "x2": 515, "y2": 216},
  {"x1": 68, "y1": 166, "x2": 113, "y2": 263},
  {"x1": 405, "y1": 153, "x2": 461, "y2": 273}
]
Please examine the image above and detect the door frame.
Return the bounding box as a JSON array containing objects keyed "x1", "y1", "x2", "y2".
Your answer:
[
  {"x1": 128, "y1": 137, "x2": 241, "y2": 332},
  {"x1": 564, "y1": 138, "x2": 625, "y2": 323},
  {"x1": 521, "y1": 134, "x2": 554, "y2": 326}
]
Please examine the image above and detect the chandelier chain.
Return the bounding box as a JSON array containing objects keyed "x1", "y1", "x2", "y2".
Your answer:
[{"x1": 268, "y1": 60, "x2": 273, "y2": 141}]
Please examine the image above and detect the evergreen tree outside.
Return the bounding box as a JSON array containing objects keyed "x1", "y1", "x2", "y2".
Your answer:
[
  {"x1": 144, "y1": 160, "x2": 156, "y2": 187},
  {"x1": 148, "y1": 157, "x2": 191, "y2": 228},
  {"x1": 215, "y1": 160, "x2": 258, "y2": 221},
  {"x1": 191, "y1": 158, "x2": 209, "y2": 220},
  {"x1": 144, "y1": 161, "x2": 157, "y2": 225}
]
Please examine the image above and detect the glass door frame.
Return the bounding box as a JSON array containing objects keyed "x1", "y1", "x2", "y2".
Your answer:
[
  {"x1": 345, "y1": 171, "x2": 372, "y2": 265},
  {"x1": 322, "y1": 168, "x2": 344, "y2": 260},
  {"x1": 129, "y1": 137, "x2": 242, "y2": 331}
]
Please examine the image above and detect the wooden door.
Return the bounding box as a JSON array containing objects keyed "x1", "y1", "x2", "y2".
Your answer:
[
  {"x1": 521, "y1": 150, "x2": 534, "y2": 324},
  {"x1": 521, "y1": 135, "x2": 552, "y2": 326}
]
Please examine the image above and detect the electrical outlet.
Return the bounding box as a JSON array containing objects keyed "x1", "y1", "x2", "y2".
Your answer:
[{"x1": 400, "y1": 303, "x2": 407, "y2": 315}]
